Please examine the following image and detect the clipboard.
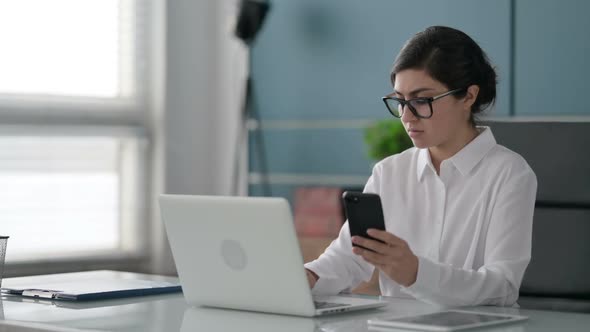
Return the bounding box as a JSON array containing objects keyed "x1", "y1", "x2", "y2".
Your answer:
[{"x1": 1, "y1": 270, "x2": 182, "y2": 301}]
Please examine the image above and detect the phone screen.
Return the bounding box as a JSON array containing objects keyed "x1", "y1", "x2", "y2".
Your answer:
[{"x1": 342, "y1": 192, "x2": 386, "y2": 250}]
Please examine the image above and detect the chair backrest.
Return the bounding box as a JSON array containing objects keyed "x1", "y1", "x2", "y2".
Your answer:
[{"x1": 487, "y1": 120, "x2": 590, "y2": 298}]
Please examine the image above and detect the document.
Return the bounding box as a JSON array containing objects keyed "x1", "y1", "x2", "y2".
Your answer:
[{"x1": 1, "y1": 270, "x2": 182, "y2": 301}]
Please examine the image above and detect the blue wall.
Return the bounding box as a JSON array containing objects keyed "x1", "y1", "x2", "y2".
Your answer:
[
  {"x1": 249, "y1": 0, "x2": 590, "y2": 199},
  {"x1": 514, "y1": 0, "x2": 590, "y2": 115}
]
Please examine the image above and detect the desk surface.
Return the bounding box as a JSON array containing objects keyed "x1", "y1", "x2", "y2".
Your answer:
[{"x1": 1, "y1": 271, "x2": 589, "y2": 332}]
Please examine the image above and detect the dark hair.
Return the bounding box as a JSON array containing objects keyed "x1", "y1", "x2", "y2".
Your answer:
[{"x1": 391, "y1": 26, "x2": 497, "y2": 126}]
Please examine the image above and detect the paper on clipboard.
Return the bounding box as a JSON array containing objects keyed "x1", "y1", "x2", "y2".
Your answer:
[{"x1": 0, "y1": 271, "x2": 182, "y2": 301}]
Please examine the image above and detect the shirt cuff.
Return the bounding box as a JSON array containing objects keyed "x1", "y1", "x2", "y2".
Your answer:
[
  {"x1": 305, "y1": 262, "x2": 345, "y2": 296},
  {"x1": 401, "y1": 255, "x2": 440, "y2": 297}
]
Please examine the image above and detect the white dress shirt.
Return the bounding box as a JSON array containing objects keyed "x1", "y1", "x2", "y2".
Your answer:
[{"x1": 305, "y1": 127, "x2": 537, "y2": 306}]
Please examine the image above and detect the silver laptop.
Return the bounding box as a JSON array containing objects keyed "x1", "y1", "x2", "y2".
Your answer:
[{"x1": 159, "y1": 194, "x2": 388, "y2": 317}]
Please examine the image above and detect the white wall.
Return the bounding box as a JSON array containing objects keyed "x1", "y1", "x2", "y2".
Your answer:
[{"x1": 152, "y1": 0, "x2": 247, "y2": 275}]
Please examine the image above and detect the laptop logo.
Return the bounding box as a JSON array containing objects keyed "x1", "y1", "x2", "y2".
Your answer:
[{"x1": 220, "y1": 239, "x2": 247, "y2": 270}]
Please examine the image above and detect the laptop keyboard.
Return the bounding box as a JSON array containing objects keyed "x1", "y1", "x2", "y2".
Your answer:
[{"x1": 314, "y1": 301, "x2": 351, "y2": 309}]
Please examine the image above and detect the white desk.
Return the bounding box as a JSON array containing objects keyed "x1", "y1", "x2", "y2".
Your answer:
[{"x1": 1, "y1": 271, "x2": 589, "y2": 332}]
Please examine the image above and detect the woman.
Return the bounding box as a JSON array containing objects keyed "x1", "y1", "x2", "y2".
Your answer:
[{"x1": 304, "y1": 26, "x2": 537, "y2": 306}]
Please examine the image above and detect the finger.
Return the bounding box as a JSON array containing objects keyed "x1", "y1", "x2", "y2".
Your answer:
[
  {"x1": 353, "y1": 246, "x2": 391, "y2": 265},
  {"x1": 367, "y1": 229, "x2": 405, "y2": 246},
  {"x1": 361, "y1": 252, "x2": 393, "y2": 267},
  {"x1": 373, "y1": 263, "x2": 389, "y2": 273},
  {"x1": 351, "y1": 236, "x2": 391, "y2": 253}
]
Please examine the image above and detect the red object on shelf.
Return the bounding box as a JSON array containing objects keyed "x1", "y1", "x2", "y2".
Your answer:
[{"x1": 293, "y1": 187, "x2": 344, "y2": 237}]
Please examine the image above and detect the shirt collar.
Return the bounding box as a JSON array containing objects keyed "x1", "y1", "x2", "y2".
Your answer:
[
  {"x1": 416, "y1": 126, "x2": 497, "y2": 181},
  {"x1": 417, "y1": 148, "x2": 435, "y2": 182},
  {"x1": 449, "y1": 126, "x2": 496, "y2": 176}
]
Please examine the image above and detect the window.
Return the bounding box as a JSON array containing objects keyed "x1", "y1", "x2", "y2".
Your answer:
[{"x1": 0, "y1": 0, "x2": 153, "y2": 265}]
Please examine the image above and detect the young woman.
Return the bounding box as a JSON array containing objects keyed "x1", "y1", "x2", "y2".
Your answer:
[{"x1": 304, "y1": 26, "x2": 537, "y2": 306}]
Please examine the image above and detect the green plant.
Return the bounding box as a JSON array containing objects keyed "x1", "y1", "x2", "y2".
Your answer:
[{"x1": 364, "y1": 119, "x2": 413, "y2": 161}]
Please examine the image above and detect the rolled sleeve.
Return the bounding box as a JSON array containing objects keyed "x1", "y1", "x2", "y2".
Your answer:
[
  {"x1": 304, "y1": 221, "x2": 374, "y2": 295},
  {"x1": 402, "y1": 256, "x2": 441, "y2": 298}
]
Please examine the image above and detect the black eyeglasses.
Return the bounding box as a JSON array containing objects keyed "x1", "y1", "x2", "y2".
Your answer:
[{"x1": 382, "y1": 88, "x2": 466, "y2": 119}]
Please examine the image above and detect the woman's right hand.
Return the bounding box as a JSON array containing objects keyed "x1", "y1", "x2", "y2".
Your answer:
[{"x1": 305, "y1": 269, "x2": 318, "y2": 289}]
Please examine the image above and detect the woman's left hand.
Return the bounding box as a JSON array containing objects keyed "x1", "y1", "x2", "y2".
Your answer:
[{"x1": 351, "y1": 229, "x2": 419, "y2": 287}]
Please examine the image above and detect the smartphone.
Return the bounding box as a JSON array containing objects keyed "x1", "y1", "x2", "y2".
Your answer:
[{"x1": 342, "y1": 191, "x2": 386, "y2": 250}]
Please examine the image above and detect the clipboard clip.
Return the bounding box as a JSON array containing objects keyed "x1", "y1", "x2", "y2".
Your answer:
[{"x1": 21, "y1": 289, "x2": 62, "y2": 299}]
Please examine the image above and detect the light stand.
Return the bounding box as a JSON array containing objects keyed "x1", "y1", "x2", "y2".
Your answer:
[{"x1": 232, "y1": 0, "x2": 271, "y2": 196}]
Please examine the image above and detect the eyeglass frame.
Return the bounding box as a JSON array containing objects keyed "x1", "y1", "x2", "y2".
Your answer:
[{"x1": 382, "y1": 88, "x2": 466, "y2": 119}]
